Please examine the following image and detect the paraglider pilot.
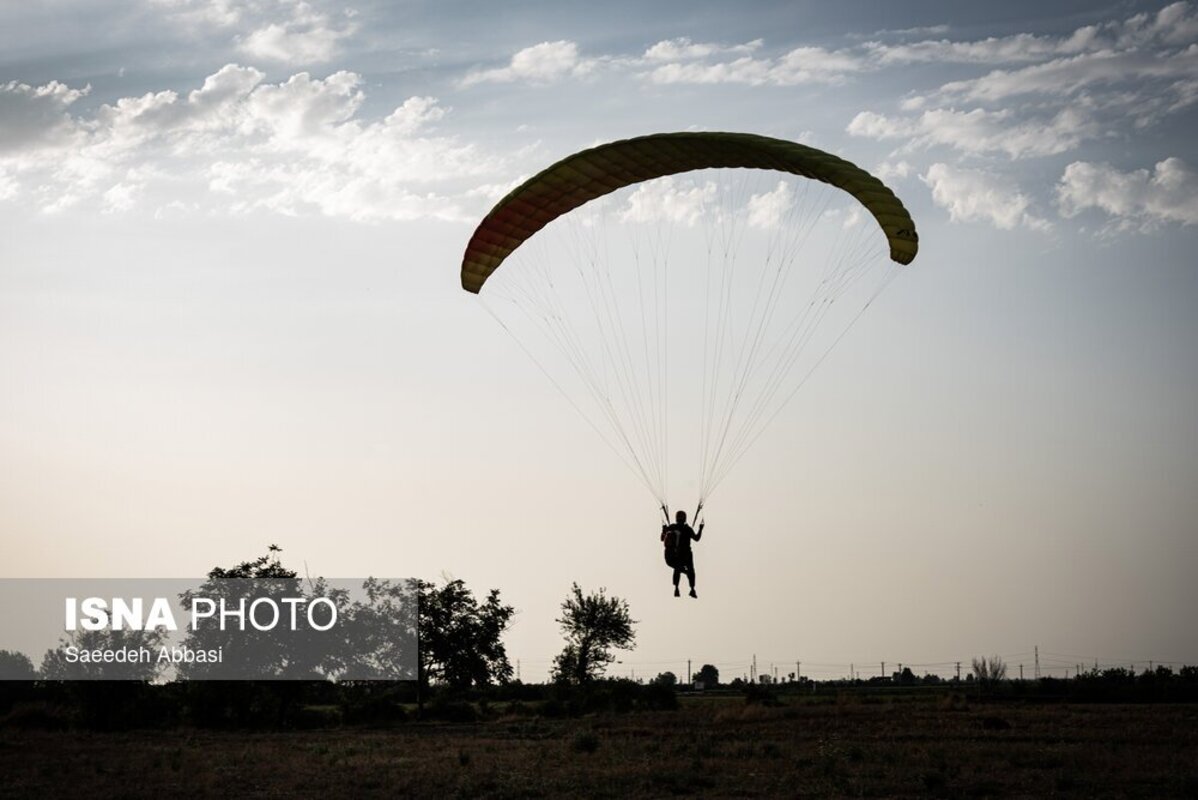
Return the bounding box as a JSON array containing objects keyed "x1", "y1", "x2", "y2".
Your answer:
[{"x1": 661, "y1": 509, "x2": 703, "y2": 598}]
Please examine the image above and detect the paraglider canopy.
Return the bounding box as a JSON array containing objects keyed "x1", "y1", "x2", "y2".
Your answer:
[
  {"x1": 460, "y1": 131, "x2": 919, "y2": 511},
  {"x1": 461, "y1": 132, "x2": 918, "y2": 294}
]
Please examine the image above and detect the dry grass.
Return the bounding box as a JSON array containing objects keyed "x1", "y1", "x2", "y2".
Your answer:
[{"x1": 1, "y1": 699, "x2": 1196, "y2": 798}]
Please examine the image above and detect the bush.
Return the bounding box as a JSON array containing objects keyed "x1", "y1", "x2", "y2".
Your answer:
[
  {"x1": 640, "y1": 681, "x2": 679, "y2": 711},
  {"x1": 744, "y1": 682, "x2": 782, "y2": 707}
]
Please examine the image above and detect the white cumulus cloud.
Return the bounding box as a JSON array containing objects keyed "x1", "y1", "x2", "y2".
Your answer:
[
  {"x1": 921, "y1": 163, "x2": 1050, "y2": 231},
  {"x1": 238, "y1": 3, "x2": 357, "y2": 64},
  {"x1": 0, "y1": 67, "x2": 502, "y2": 221},
  {"x1": 0, "y1": 79, "x2": 89, "y2": 154},
  {"x1": 460, "y1": 41, "x2": 596, "y2": 87},
  {"x1": 1057, "y1": 157, "x2": 1198, "y2": 229},
  {"x1": 620, "y1": 178, "x2": 717, "y2": 226},
  {"x1": 746, "y1": 180, "x2": 794, "y2": 229}
]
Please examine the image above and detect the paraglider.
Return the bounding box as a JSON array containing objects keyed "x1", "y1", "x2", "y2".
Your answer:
[
  {"x1": 661, "y1": 509, "x2": 703, "y2": 598},
  {"x1": 460, "y1": 132, "x2": 919, "y2": 587}
]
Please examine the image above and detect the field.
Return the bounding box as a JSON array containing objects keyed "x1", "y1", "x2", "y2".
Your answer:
[{"x1": 2, "y1": 695, "x2": 1196, "y2": 798}]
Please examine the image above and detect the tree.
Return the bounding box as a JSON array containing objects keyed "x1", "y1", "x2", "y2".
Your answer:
[
  {"x1": 178, "y1": 546, "x2": 330, "y2": 680},
  {"x1": 972, "y1": 655, "x2": 1008, "y2": 692},
  {"x1": 695, "y1": 663, "x2": 719, "y2": 687},
  {"x1": 207, "y1": 545, "x2": 295, "y2": 579},
  {"x1": 653, "y1": 671, "x2": 677, "y2": 687},
  {"x1": 0, "y1": 650, "x2": 36, "y2": 680},
  {"x1": 418, "y1": 579, "x2": 514, "y2": 689},
  {"x1": 551, "y1": 583, "x2": 636, "y2": 684},
  {"x1": 41, "y1": 628, "x2": 169, "y2": 681}
]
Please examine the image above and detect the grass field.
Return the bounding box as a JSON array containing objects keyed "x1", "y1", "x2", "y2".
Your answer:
[{"x1": 2, "y1": 696, "x2": 1196, "y2": 798}]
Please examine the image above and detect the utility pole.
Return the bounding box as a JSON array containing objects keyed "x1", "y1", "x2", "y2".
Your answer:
[
  {"x1": 955, "y1": 661, "x2": 961, "y2": 681},
  {"x1": 1019, "y1": 664, "x2": 1024, "y2": 680},
  {"x1": 516, "y1": 659, "x2": 521, "y2": 682},
  {"x1": 796, "y1": 661, "x2": 800, "y2": 682},
  {"x1": 882, "y1": 661, "x2": 886, "y2": 680},
  {"x1": 752, "y1": 654, "x2": 757, "y2": 683},
  {"x1": 687, "y1": 659, "x2": 691, "y2": 684},
  {"x1": 1034, "y1": 645, "x2": 1040, "y2": 680},
  {"x1": 850, "y1": 663, "x2": 855, "y2": 681}
]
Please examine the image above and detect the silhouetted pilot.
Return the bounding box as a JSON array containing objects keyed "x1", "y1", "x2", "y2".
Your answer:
[{"x1": 661, "y1": 510, "x2": 703, "y2": 598}]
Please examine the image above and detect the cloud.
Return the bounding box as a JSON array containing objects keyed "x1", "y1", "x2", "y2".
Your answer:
[
  {"x1": 460, "y1": 41, "x2": 595, "y2": 87},
  {"x1": 0, "y1": 168, "x2": 18, "y2": 201},
  {"x1": 1056, "y1": 157, "x2": 1198, "y2": 229},
  {"x1": 456, "y1": 4, "x2": 1198, "y2": 99},
  {"x1": 0, "y1": 67, "x2": 502, "y2": 221},
  {"x1": 238, "y1": 3, "x2": 357, "y2": 64},
  {"x1": 0, "y1": 80, "x2": 89, "y2": 154},
  {"x1": 921, "y1": 163, "x2": 1050, "y2": 231},
  {"x1": 866, "y1": 32, "x2": 1077, "y2": 65},
  {"x1": 643, "y1": 37, "x2": 763, "y2": 61},
  {"x1": 746, "y1": 180, "x2": 793, "y2": 229},
  {"x1": 645, "y1": 45, "x2": 867, "y2": 86},
  {"x1": 866, "y1": 1, "x2": 1198, "y2": 66},
  {"x1": 930, "y1": 47, "x2": 1198, "y2": 104},
  {"x1": 846, "y1": 1, "x2": 1198, "y2": 191},
  {"x1": 150, "y1": 0, "x2": 243, "y2": 28},
  {"x1": 101, "y1": 180, "x2": 142, "y2": 214},
  {"x1": 875, "y1": 160, "x2": 913, "y2": 181},
  {"x1": 619, "y1": 177, "x2": 716, "y2": 226},
  {"x1": 848, "y1": 106, "x2": 1100, "y2": 159},
  {"x1": 863, "y1": 24, "x2": 951, "y2": 39},
  {"x1": 152, "y1": 0, "x2": 357, "y2": 64}
]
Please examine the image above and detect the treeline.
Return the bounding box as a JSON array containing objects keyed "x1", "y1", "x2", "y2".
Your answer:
[
  {"x1": 725, "y1": 665, "x2": 1198, "y2": 704},
  {"x1": 5, "y1": 664, "x2": 1198, "y2": 733},
  {"x1": 1, "y1": 549, "x2": 1195, "y2": 731}
]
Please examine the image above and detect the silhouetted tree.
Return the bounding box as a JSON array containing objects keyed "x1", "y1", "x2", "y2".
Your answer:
[
  {"x1": 652, "y1": 671, "x2": 677, "y2": 686},
  {"x1": 178, "y1": 547, "x2": 331, "y2": 680},
  {"x1": 551, "y1": 583, "x2": 635, "y2": 684},
  {"x1": 972, "y1": 655, "x2": 1008, "y2": 692},
  {"x1": 41, "y1": 628, "x2": 169, "y2": 681},
  {"x1": 209, "y1": 545, "x2": 296, "y2": 579},
  {"x1": 418, "y1": 579, "x2": 514, "y2": 689},
  {"x1": 695, "y1": 663, "x2": 719, "y2": 686},
  {"x1": 0, "y1": 650, "x2": 35, "y2": 680}
]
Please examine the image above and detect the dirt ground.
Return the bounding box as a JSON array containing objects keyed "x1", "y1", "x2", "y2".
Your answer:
[{"x1": 2, "y1": 699, "x2": 1196, "y2": 798}]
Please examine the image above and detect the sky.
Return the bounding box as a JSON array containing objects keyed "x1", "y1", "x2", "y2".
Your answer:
[{"x1": 2, "y1": 0, "x2": 1196, "y2": 683}]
